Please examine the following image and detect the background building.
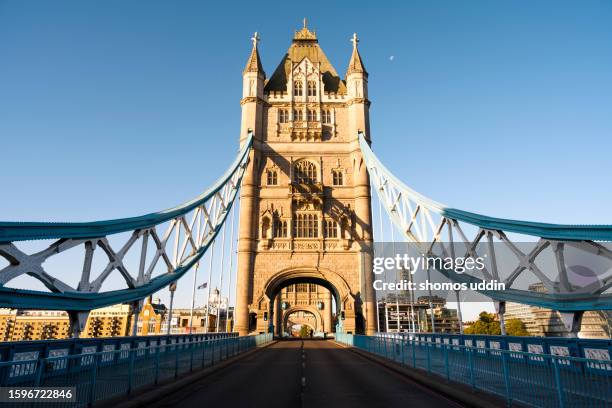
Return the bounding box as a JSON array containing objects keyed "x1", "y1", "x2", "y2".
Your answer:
[
  {"x1": 0, "y1": 309, "x2": 70, "y2": 341},
  {"x1": 504, "y1": 283, "x2": 612, "y2": 338},
  {"x1": 136, "y1": 298, "x2": 167, "y2": 335},
  {"x1": 0, "y1": 305, "x2": 132, "y2": 341},
  {"x1": 83, "y1": 304, "x2": 133, "y2": 338},
  {"x1": 377, "y1": 295, "x2": 460, "y2": 333}
]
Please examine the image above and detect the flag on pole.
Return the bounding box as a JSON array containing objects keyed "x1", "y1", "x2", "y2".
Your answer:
[{"x1": 197, "y1": 282, "x2": 208, "y2": 289}]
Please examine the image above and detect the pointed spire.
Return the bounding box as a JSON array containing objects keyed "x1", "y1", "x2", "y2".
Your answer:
[
  {"x1": 347, "y1": 32, "x2": 367, "y2": 76},
  {"x1": 244, "y1": 32, "x2": 265, "y2": 75}
]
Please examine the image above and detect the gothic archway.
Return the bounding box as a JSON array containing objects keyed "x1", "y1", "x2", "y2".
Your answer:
[
  {"x1": 283, "y1": 305, "x2": 324, "y2": 334},
  {"x1": 257, "y1": 266, "x2": 356, "y2": 335}
]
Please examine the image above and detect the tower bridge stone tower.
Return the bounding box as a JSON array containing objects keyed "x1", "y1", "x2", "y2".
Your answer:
[{"x1": 235, "y1": 22, "x2": 376, "y2": 336}]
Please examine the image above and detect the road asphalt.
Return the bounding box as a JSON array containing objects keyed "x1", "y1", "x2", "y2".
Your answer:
[{"x1": 149, "y1": 339, "x2": 465, "y2": 408}]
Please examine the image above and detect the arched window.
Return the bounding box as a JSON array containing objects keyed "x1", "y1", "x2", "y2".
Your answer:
[
  {"x1": 322, "y1": 110, "x2": 331, "y2": 124},
  {"x1": 293, "y1": 109, "x2": 303, "y2": 121},
  {"x1": 261, "y1": 217, "x2": 271, "y2": 239},
  {"x1": 332, "y1": 170, "x2": 343, "y2": 186},
  {"x1": 294, "y1": 213, "x2": 318, "y2": 238},
  {"x1": 340, "y1": 217, "x2": 350, "y2": 240},
  {"x1": 325, "y1": 219, "x2": 338, "y2": 238},
  {"x1": 273, "y1": 218, "x2": 287, "y2": 238},
  {"x1": 309, "y1": 283, "x2": 317, "y2": 292},
  {"x1": 293, "y1": 80, "x2": 303, "y2": 97},
  {"x1": 307, "y1": 109, "x2": 317, "y2": 122},
  {"x1": 286, "y1": 285, "x2": 294, "y2": 293},
  {"x1": 294, "y1": 161, "x2": 317, "y2": 184},
  {"x1": 307, "y1": 81, "x2": 317, "y2": 96},
  {"x1": 278, "y1": 109, "x2": 289, "y2": 123},
  {"x1": 266, "y1": 170, "x2": 278, "y2": 186}
]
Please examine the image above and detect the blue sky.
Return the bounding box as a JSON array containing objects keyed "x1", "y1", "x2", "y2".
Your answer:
[{"x1": 1, "y1": 1, "x2": 611, "y2": 320}]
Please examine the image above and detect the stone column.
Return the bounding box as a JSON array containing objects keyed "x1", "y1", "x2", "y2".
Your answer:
[
  {"x1": 275, "y1": 293, "x2": 282, "y2": 336},
  {"x1": 324, "y1": 289, "x2": 333, "y2": 333},
  {"x1": 234, "y1": 149, "x2": 257, "y2": 335},
  {"x1": 351, "y1": 143, "x2": 376, "y2": 335}
]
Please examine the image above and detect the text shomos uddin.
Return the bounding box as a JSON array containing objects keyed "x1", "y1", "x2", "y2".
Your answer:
[{"x1": 372, "y1": 280, "x2": 506, "y2": 292}]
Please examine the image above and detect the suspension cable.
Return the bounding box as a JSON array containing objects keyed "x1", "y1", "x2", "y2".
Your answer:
[
  {"x1": 377, "y1": 194, "x2": 385, "y2": 333},
  {"x1": 188, "y1": 263, "x2": 199, "y2": 335},
  {"x1": 216, "y1": 216, "x2": 228, "y2": 333},
  {"x1": 390, "y1": 219, "x2": 401, "y2": 333},
  {"x1": 204, "y1": 239, "x2": 216, "y2": 333},
  {"x1": 188, "y1": 208, "x2": 203, "y2": 334},
  {"x1": 226, "y1": 202, "x2": 236, "y2": 333},
  {"x1": 231, "y1": 195, "x2": 241, "y2": 332}
]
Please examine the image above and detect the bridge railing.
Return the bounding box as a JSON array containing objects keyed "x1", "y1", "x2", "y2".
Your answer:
[
  {"x1": 336, "y1": 333, "x2": 612, "y2": 408},
  {"x1": 0, "y1": 333, "x2": 272, "y2": 407},
  {"x1": 0, "y1": 332, "x2": 238, "y2": 369},
  {"x1": 374, "y1": 331, "x2": 612, "y2": 365}
]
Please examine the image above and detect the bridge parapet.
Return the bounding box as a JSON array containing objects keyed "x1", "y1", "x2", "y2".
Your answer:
[
  {"x1": 0, "y1": 332, "x2": 272, "y2": 406},
  {"x1": 337, "y1": 333, "x2": 612, "y2": 407}
]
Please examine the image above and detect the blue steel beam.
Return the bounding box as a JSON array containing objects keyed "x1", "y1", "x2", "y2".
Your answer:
[
  {"x1": 0, "y1": 135, "x2": 252, "y2": 311},
  {"x1": 0, "y1": 137, "x2": 252, "y2": 242},
  {"x1": 359, "y1": 132, "x2": 612, "y2": 311}
]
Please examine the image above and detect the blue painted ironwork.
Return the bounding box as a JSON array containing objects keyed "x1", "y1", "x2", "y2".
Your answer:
[
  {"x1": 337, "y1": 333, "x2": 612, "y2": 407},
  {"x1": 0, "y1": 332, "x2": 272, "y2": 407},
  {"x1": 0, "y1": 134, "x2": 253, "y2": 311},
  {"x1": 359, "y1": 132, "x2": 612, "y2": 311},
  {"x1": 377, "y1": 331, "x2": 612, "y2": 376}
]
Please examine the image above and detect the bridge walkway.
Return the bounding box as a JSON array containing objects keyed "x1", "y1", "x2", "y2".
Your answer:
[{"x1": 146, "y1": 339, "x2": 464, "y2": 408}]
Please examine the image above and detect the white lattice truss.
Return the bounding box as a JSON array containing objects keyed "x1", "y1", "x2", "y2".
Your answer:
[
  {"x1": 360, "y1": 134, "x2": 612, "y2": 311},
  {"x1": 0, "y1": 147, "x2": 249, "y2": 310}
]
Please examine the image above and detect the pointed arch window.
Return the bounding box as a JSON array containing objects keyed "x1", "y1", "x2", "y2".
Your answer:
[
  {"x1": 273, "y1": 217, "x2": 288, "y2": 238},
  {"x1": 294, "y1": 161, "x2": 317, "y2": 184},
  {"x1": 293, "y1": 80, "x2": 303, "y2": 97},
  {"x1": 307, "y1": 109, "x2": 317, "y2": 122},
  {"x1": 307, "y1": 81, "x2": 317, "y2": 96},
  {"x1": 293, "y1": 109, "x2": 303, "y2": 121},
  {"x1": 279, "y1": 109, "x2": 289, "y2": 123},
  {"x1": 322, "y1": 110, "x2": 332, "y2": 124},
  {"x1": 261, "y1": 217, "x2": 271, "y2": 239},
  {"x1": 325, "y1": 219, "x2": 338, "y2": 238}
]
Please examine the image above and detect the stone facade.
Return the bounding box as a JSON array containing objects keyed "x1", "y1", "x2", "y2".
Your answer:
[{"x1": 234, "y1": 23, "x2": 377, "y2": 335}]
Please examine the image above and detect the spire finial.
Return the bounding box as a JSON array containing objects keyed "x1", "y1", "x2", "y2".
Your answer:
[
  {"x1": 303, "y1": 17, "x2": 307, "y2": 29},
  {"x1": 251, "y1": 31, "x2": 260, "y2": 48},
  {"x1": 351, "y1": 32, "x2": 359, "y2": 48}
]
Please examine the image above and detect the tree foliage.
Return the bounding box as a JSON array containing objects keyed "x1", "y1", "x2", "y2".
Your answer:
[
  {"x1": 465, "y1": 312, "x2": 530, "y2": 336},
  {"x1": 505, "y1": 318, "x2": 529, "y2": 336},
  {"x1": 464, "y1": 312, "x2": 501, "y2": 335}
]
